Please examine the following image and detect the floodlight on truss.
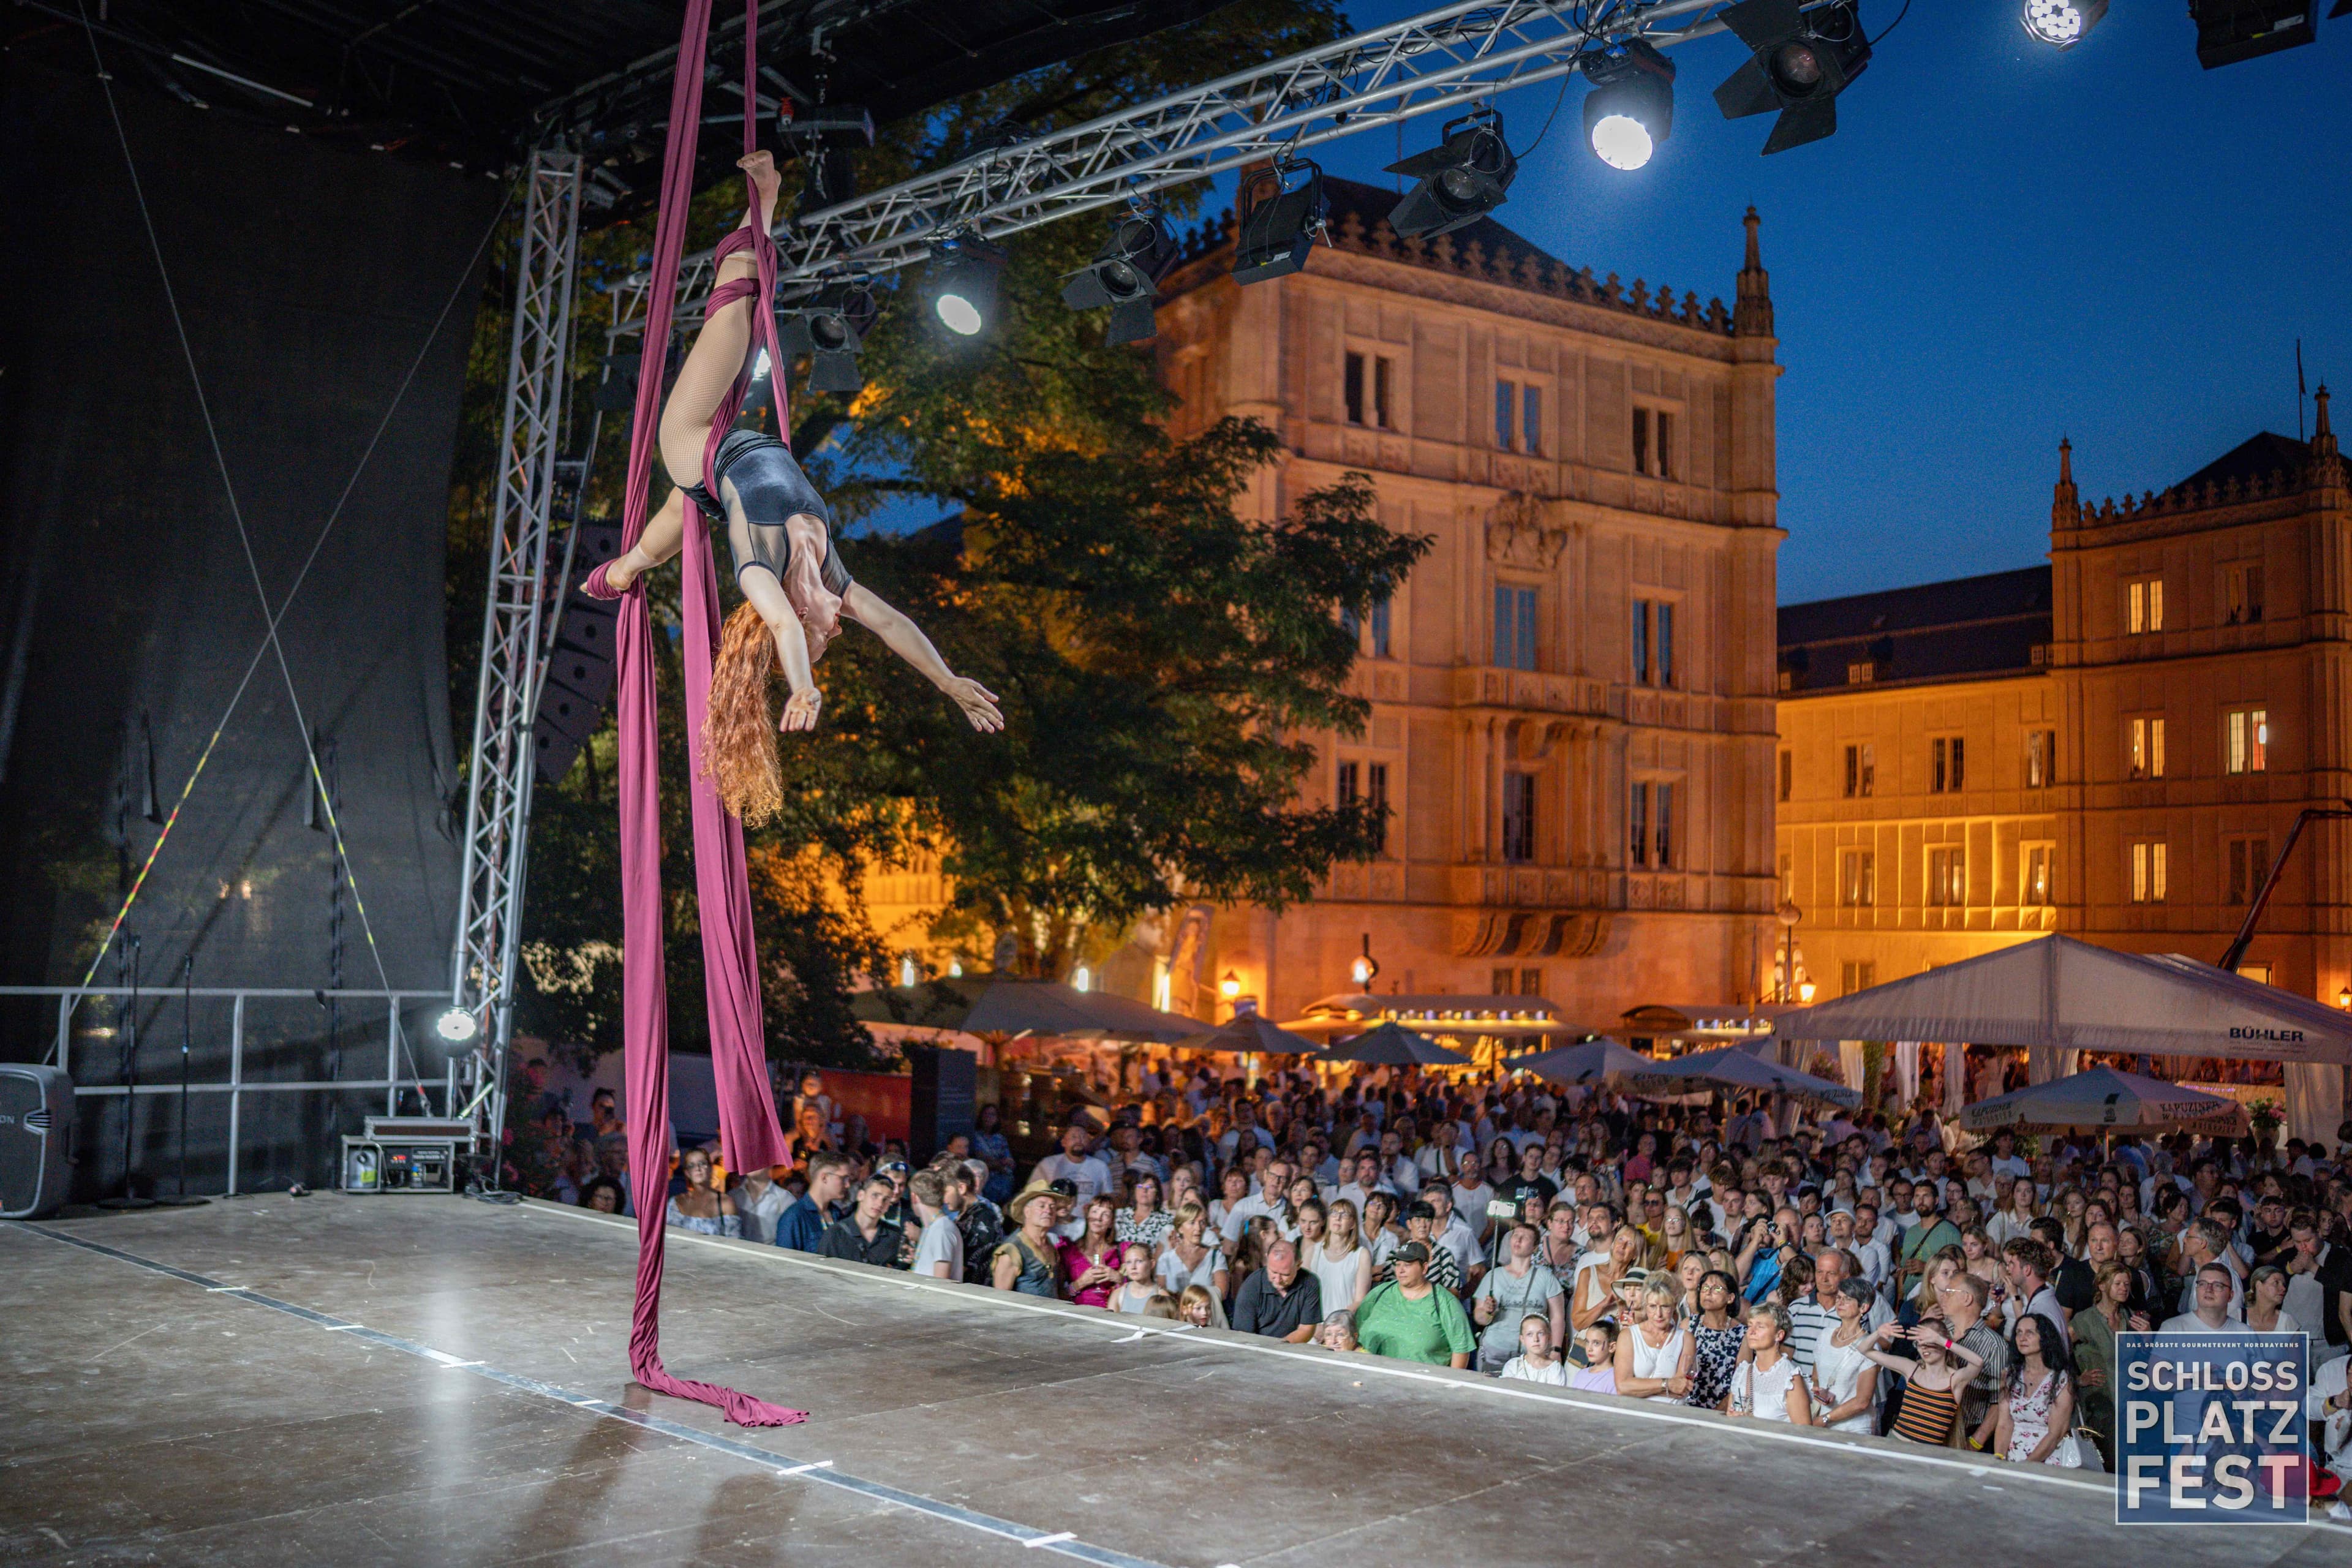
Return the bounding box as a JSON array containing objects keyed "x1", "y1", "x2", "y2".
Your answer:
[
  {"x1": 1713, "y1": 0, "x2": 1872, "y2": 156},
  {"x1": 2020, "y1": 0, "x2": 2108, "y2": 48},
  {"x1": 1060, "y1": 211, "x2": 1177, "y2": 344},
  {"x1": 1385, "y1": 107, "x2": 1517, "y2": 238},
  {"x1": 1581, "y1": 37, "x2": 1676, "y2": 170},
  {"x1": 778, "y1": 282, "x2": 878, "y2": 392}
]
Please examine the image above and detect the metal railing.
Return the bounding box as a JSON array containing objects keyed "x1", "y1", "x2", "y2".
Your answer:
[{"x1": 5, "y1": 986, "x2": 465, "y2": 1197}]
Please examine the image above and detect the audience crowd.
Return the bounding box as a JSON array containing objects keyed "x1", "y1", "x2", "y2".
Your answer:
[{"x1": 528, "y1": 1060, "x2": 2352, "y2": 1491}]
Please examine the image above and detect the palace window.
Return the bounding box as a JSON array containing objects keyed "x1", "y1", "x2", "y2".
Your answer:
[
  {"x1": 1627, "y1": 780, "x2": 1648, "y2": 867},
  {"x1": 2128, "y1": 716, "x2": 2166, "y2": 780},
  {"x1": 1631, "y1": 405, "x2": 1676, "y2": 479},
  {"x1": 1502, "y1": 772, "x2": 1536, "y2": 863},
  {"x1": 1494, "y1": 584, "x2": 1539, "y2": 670},
  {"x1": 1778, "y1": 748, "x2": 1793, "y2": 803},
  {"x1": 1839, "y1": 848, "x2": 1876, "y2": 908},
  {"x1": 2023, "y1": 843, "x2": 2053, "y2": 907},
  {"x1": 1841, "y1": 960, "x2": 1877, "y2": 996},
  {"x1": 1926, "y1": 846, "x2": 1966, "y2": 907},
  {"x1": 1338, "y1": 760, "x2": 1392, "y2": 855},
  {"x1": 1369, "y1": 596, "x2": 1392, "y2": 658},
  {"x1": 1931, "y1": 736, "x2": 1966, "y2": 794},
  {"x1": 2025, "y1": 729, "x2": 2056, "y2": 788},
  {"x1": 1654, "y1": 782, "x2": 1675, "y2": 869},
  {"x1": 2222, "y1": 561, "x2": 2265, "y2": 625},
  {"x1": 2126, "y1": 576, "x2": 2165, "y2": 635},
  {"x1": 1495, "y1": 380, "x2": 1516, "y2": 450},
  {"x1": 1842, "y1": 742, "x2": 1875, "y2": 799},
  {"x1": 1631, "y1": 600, "x2": 1674, "y2": 687},
  {"x1": 2130, "y1": 840, "x2": 2169, "y2": 904},
  {"x1": 1522, "y1": 385, "x2": 1543, "y2": 456},
  {"x1": 1345, "y1": 351, "x2": 1395, "y2": 429},
  {"x1": 2226, "y1": 834, "x2": 2271, "y2": 906},
  {"x1": 2225, "y1": 707, "x2": 2268, "y2": 774}
]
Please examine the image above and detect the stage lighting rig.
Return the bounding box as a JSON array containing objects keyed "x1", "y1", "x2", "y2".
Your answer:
[
  {"x1": 2188, "y1": 0, "x2": 2326, "y2": 67},
  {"x1": 1713, "y1": 0, "x2": 1872, "y2": 155},
  {"x1": 2019, "y1": 0, "x2": 2108, "y2": 48},
  {"x1": 780, "y1": 101, "x2": 875, "y2": 216},
  {"x1": 1581, "y1": 39, "x2": 1676, "y2": 170},
  {"x1": 434, "y1": 1006, "x2": 480, "y2": 1044},
  {"x1": 778, "y1": 282, "x2": 878, "y2": 393},
  {"x1": 1232, "y1": 160, "x2": 1329, "y2": 285},
  {"x1": 1060, "y1": 211, "x2": 1176, "y2": 344},
  {"x1": 1385, "y1": 108, "x2": 1517, "y2": 238},
  {"x1": 926, "y1": 235, "x2": 1006, "y2": 337}
]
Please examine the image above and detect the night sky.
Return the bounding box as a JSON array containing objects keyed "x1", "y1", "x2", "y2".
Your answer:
[{"x1": 1318, "y1": 2, "x2": 2350, "y2": 603}]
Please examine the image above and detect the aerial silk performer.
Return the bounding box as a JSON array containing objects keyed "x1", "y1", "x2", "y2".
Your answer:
[{"x1": 587, "y1": 0, "x2": 1001, "y2": 1427}]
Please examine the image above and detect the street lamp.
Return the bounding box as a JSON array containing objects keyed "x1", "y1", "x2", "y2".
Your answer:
[
  {"x1": 1774, "y1": 899, "x2": 1806, "y2": 1004},
  {"x1": 1349, "y1": 933, "x2": 1381, "y2": 990},
  {"x1": 1219, "y1": 970, "x2": 1241, "y2": 1001}
]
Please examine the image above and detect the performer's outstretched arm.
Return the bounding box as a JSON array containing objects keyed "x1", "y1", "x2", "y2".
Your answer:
[{"x1": 842, "y1": 583, "x2": 1004, "y2": 732}]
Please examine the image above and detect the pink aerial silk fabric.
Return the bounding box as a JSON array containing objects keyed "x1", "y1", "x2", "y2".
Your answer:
[{"x1": 614, "y1": 0, "x2": 802, "y2": 1427}]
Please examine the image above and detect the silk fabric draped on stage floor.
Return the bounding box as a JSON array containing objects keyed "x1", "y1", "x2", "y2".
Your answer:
[{"x1": 2, "y1": 1197, "x2": 2337, "y2": 1567}]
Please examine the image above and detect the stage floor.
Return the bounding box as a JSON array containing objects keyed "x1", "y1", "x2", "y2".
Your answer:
[{"x1": 2, "y1": 1196, "x2": 2339, "y2": 1566}]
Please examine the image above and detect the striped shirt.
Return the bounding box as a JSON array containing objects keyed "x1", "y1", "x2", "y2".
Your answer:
[{"x1": 1785, "y1": 1294, "x2": 1839, "y2": 1373}]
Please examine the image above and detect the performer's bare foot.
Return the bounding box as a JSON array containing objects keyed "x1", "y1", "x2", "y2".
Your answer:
[
  {"x1": 598, "y1": 545, "x2": 652, "y2": 594},
  {"x1": 738, "y1": 150, "x2": 782, "y2": 230}
]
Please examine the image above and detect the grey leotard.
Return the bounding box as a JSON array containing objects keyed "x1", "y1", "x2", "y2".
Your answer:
[{"x1": 684, "y1": 429, "x2": 851, "y2": 596}]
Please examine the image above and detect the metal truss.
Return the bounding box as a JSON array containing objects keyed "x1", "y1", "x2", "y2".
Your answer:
[
  {"x1": 451, "y1": 149, "x2": 584, "y2": 1161},
  {"x1": 609, "y1": 0, "x2": 1734, "y2": 334}
]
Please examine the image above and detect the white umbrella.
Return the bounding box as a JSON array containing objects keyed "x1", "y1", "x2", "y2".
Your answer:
[
  {"x1": 1169, "y1": 1014, "x2": 1323, "y2": 1055},
  {"x1": 1959, "y1": 1066, "x2": 2247, "y2": 1136},
  {"x1": 1502, "y1": 1038, "x2": 1657, "y2": 1087},
  {"x1": 1631, "y1": 1043, "x2": 1862, "y2": 1107},
  {"x1": 1317, "y1": 1021, "x2": 1471, "y2": 1067}
]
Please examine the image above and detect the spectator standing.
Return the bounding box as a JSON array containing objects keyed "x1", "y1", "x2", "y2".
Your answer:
[
  {"x1": 1613, "y1": 1277, "x2": 1694, "y2": 1403},
  {"x1": 1232, "y1": 1240, "x2": 1324, "y2": 1343},
  {"x1": 1725, "y1": 1303, "x2": 1813, "y2": 1423},
  {"x1": 1304, "y1": 1197, "x2": 1374, "y2": 1314},
  {"x1": 1808, "y1": 1279, "x2": 1883, "y2": 1432},
  {"x1": 1157, "y1": 1204, "x2": 1231, "y2": 1301},
  {"x1": 1498, "y1": 1313, "x2": 1570, "y2": 1385},
  {"x1": 957, "y1": 1159, "x2": 1005, "y2": 1281},
  {"x1": 908, "y1": 1169, "x2": 964, "y2": 1281},
  {"x1": 991, "y1": 1184, "x2": 1070, "y2": 1297},
  {"x1": 1997, "y1": 1237, "x2": 2070, "y2": 1348},
  {"x1": 2159, "y1": 1263, "x2": 2241, "y2": 1335},
  {"x1": 1868, "y1": 1321, "x2": 1983, "y2": 1447},
  {"x1": 1472, "y1": 1223, "x2": 1566, "y2": 1373},
  {"x1": 1977, "y1": 1313, "x2": 2081, "y2": 1467},
  {"x1": 1354, "y1": 1242, "x2": 1474, "y2": 1368},
  {"x1": 731, "y1": 1163, "x2": 790, "y2": 1245},
  {"x1": 1060, "y1": 1196, "x2": 1126, "y2": 1308},
  {"x1": 817, "y1": 1175, "x2": 902, "y2": 1267},
  {"x1": 1684, "y1": 1269, "x2": 1745, "y2": 1411},
  {"x1": 775, "y1": 1154, "x2": 849, "y2": 1251},
  {"x1": 665, "y1": 1148, "x2": 739, "y2": 1238},
  {"x1": 1031, "y1": 1123, "x2": 1112, "y2": 1238},
  {"x1": 1108, "y1": 1247, "x2": 1163, "y2": 1313},
  {"x1": 2070, "y1": 1259, "x2": 2147, "y2": 1467},
  {"x1": 971, "y1": 1103, "x2": 1017, "y2": 1203},
  {"x1": 1115, "y1": 1172, "x2": 1172, "y2": 1250}
]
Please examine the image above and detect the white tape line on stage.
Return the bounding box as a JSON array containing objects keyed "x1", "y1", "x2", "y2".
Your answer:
[
  {"x1": 20, "y1": 1223, "x2": 1175, "y2": 1568},
  {"x1": 528, "y1": 1199, "x2": 2310, "y2": 1512}
]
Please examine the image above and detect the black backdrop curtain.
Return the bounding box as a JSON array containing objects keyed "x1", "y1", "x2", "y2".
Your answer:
[{"x1": 0, "y1": 58, "x2": 498, "y2": 1192}]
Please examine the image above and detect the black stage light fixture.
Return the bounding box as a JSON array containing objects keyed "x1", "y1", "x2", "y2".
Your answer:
[
  {"x1": 2020, "y1": 0, "x2": 2109, "y2": 48},
  {"x1": 1061, "y1": 212, "x2": 1176, "y2": 344},
  {"x1": 1232, "y1": 160, "x2": 1329, "y2": 285},
  {"x1": 1713, "y1": 0, "x2": 1872, "y2": 155},
  {"x1": 780, "y1": 101, "x2": 875, "y2": 217},
  {"x1": 778, "y1": 282, "x2": 878, "y2": 394},
  {"x1": 1385, "y1": 108, "x2": 1517, "y2": 238},
  {"x1": 2188, "y1": 0, "x2": 2323, "y2": 67},
  {"x1": 1581, "y1": 39, "x2": 1677, "y2": 170},
  {"x1": 926, "y1": 235, "x2": 1006, "y2": 337}
]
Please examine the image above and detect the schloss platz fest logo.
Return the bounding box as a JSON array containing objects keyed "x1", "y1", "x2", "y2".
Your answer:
[{"x1": 2117, "y1": 1332, "x2": 2309, "y2": 1525}]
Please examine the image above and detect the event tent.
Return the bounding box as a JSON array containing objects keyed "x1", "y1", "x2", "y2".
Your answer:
[
  {"x1": 1169, "y1": 1013, "x2": 1324, "y2": 1055},
  {"x1": 1501, "y1": 1038, "x2": 1658, "y2": 1088},
  {"x1": 1316, "y1": 1020, "x2": 1470, "y2": 1067},
  {"x1": 1770, "y1": 935, "x2": 2351, "y2": 1143}
]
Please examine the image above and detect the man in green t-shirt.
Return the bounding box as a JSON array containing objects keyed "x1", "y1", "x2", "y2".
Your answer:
[{"x1": 1354, "y1": 1242, "x2": 1475, "y2": 1368}]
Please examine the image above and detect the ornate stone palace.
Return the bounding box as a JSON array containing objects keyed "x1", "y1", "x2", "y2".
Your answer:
[
  {"x1": 1776, "y1": 392, "x2": 2350, "y2": 1010},
  {"x1": 866, "y1": 179, "x2": 1787, "y2": 1028}
]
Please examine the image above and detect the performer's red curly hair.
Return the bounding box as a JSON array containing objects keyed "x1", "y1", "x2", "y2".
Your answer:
[{"x1": 703, "y1": 601, "x2": 783, "y2": 826}]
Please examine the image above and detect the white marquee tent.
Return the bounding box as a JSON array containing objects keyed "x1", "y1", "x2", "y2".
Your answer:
[{"x1": 1770, "y1": 936, "x2": 2352, "y2": 1145}]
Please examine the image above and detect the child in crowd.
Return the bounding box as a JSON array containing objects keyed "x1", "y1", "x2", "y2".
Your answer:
[{"x1": 1499, "y1": 1313, "x2": 1570, "y2": 1385}]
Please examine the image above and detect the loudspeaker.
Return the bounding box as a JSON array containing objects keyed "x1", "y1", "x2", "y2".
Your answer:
[
  {"x1": 533, "y1": 522, "x2": 624, "y2": 783},
  {"x1": 0, "y1": 1064, "x2": 74, "y2": 1219},
  {"x1": 906, "y1": 1045, "x2": 976, "y2": 1167}
]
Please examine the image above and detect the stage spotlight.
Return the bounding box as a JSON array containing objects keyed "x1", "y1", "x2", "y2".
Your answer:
[
  {"x1": 434, "y1": 1006, "x2": 480, "y2": 1044},
  {"x1": 927, "y1": 236, "x2": 1006, "y2": 337},
  {"x1": 1581, "y1": 39, "x2": 1676, "y2": 170},
  {"x1": 778, "y1": 282, "x2": 878, "y2": 393},
  {"x1": 2020, "y1": 0, "x2": 2107, "y2": 47},
  {"x1": 1232, "y1": 160, "x2": 1329, "y2": 285},
  {"x1": 1713, "y1": 0, "x2": 1872, "y2": 156},
  {"x1": 1060, "y1": 212, "x2": 1175, "y2": 345},
  {"x1": 1385, "y1": 108, "x2": 1517, "y2": 239}
]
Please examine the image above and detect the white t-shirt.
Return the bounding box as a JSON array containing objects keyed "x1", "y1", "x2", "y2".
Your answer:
[
  {"x1": 1500, "y1": 1355, "x2": 1571, "y2": 1385},
  {"x1": 911, "y1": 1214, "x2": 964, "y2": 1280},
  {"x1": 2158, "y1": 1312, "x2": 2244, "y2": 1336},
  {"x1": 733, "y1": 1180, "x2": 792, "y2": 1246},
  {"x1": 1157, "y1": 1244, "x2": 1226, "y2": 1296}
]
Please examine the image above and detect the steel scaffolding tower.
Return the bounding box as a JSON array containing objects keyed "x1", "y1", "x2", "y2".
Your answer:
[{"x1": 450, "y1": 148, "x2": 584, "y2": 1164}]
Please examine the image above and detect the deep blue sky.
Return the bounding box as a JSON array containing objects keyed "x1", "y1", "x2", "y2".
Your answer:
[{"x1": 1320, "y1": 2, "x2": 2350, "y2": 602}]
